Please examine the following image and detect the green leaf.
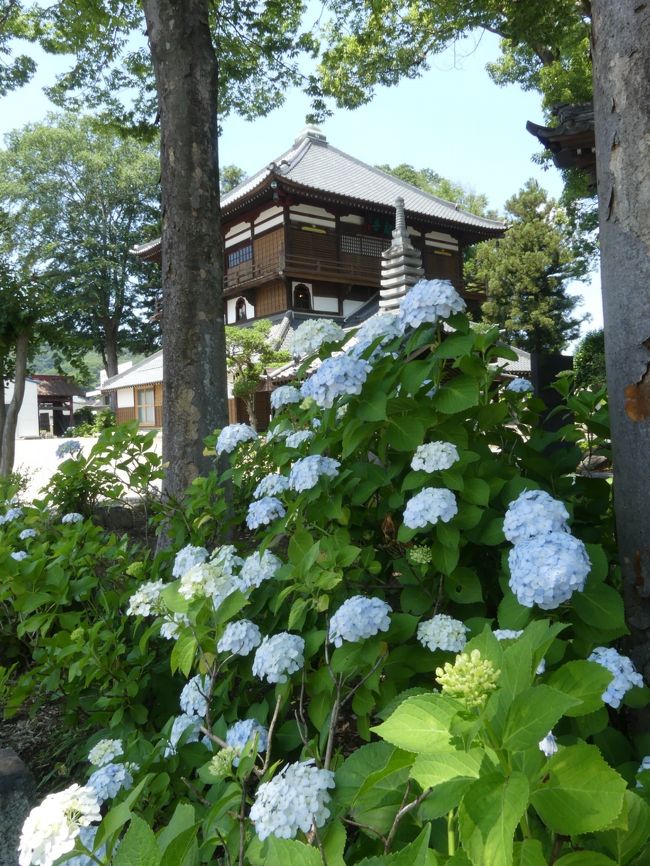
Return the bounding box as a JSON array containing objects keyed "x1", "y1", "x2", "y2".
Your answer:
[
  {"x1": 573, "y1": 581, "x2": 628, "y2": 633},
  {"x1": 502, "y1": 686, "x2": 580, "y2": 751},
  {"x1": 546, "y1": 661, "x2": 612, "y2": 716},
  {"x1": 600, "y1": 790, "x2": 650, "y2": 865},
  {"x1": 157, "y1": 803, "x2": 195, "y2": 853},
  {"x1": 433, "y1": 332, "x2": 476, "y2": 359},
  {"x1": 357, "y1": 392, "x2": 388, "y2": 421},
  {"x1": 113, "y1": 816, "x2": 160, "y2": 866},
  {"x1": 434, "y1": 375, "x2": 480, "y2": 414},
  {"x1": 513, "y1": 839, "x2": 547, "y2": 866},
  {"x1": 530, "y1": 743, "x2": 627, "y2": 834},
  {"x1": 371, "y1": 694, "x2": 459, "y2": 754},
  {"x1": 159, "y1": 828, "x2": 199, "y2": 866},
  {"x1": 553, "y1": 855, "x2": 617, "y2": 866},
  {"x1": 430, "y1": 540, "x2": 459, "y2": 576},
  {"x1": 410, "y1": 749, "x2": 483, "y2": 789},
  {"x1": 458, "y1": 771, "x2": 529, "y2": 866},
  {"x1": 386, "y1": 416, "x2": 425, "y2": 451},
  {"x1": 463, "y1": 477, "x2": 491, "y2": 506},
  {"x1": 170, "y1": 633, "x2": 197, "y2": 677},
  {"x1": 357, "y1": 826, "x2": 433, "y2": 865},
  {"x1": 265, "y1": 838, "x2": 321, "y2": 866},
  {"x1": 445, "y1": 568, "x2": 483, "y2": 604}
]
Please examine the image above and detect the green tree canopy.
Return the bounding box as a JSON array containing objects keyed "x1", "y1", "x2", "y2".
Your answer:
[
  {"x1": 573, "y1": 328, "x2": 606, "y2": 389},
  {"x1": 376, "y1": 163, "x2": 496, "y2": 218},
  {"x1": 474, "y1": 179, "x2": 584, "y2": 353}
]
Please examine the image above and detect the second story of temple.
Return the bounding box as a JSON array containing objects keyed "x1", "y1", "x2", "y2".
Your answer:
[{"x1": 133, "y1": 127, "x2": 505, "y2": 327}]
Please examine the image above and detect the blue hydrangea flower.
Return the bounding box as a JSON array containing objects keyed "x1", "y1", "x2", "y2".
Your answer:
[
  {"x1": 0, "y1": 506, "x2": 23, "y2": 525},
  {"x1": 236, "y1": 550, "x2": 282, "y2": 591},
  {"x1": 399, "y1": 279, "x2": 466, "y2": 331},
  {"x1": 506, "y1": 377, "x2": 534, "y2": 393},
  {"x1": 216, "y1": 423, "x2": 257, "y2": 455},
  {"x1": 417, "y1": 614, "x2": 468, "y2": 652},
  {"x1": 348, "y1": 314, "x2": 402, "y2": 359},
  {"x1": 87, "y1": 762, "x2": 133, "y2": 804},
  {"x1": 290, "y1": 319, "x2": 345, "y2": 357},
  {"x1": 56, "y1": 439, "x2": 82, "y2": 459},
  {"x1": 411, "y1": 441, "x2": 460, "y2": 473},
  {"x1": 62, "y1": 512, "x2": 84, "y2": 524},
  {"x1": 288, "y1": 455, "x2": 340, "y2": 492},
  {"x1": 180, "y1": 674, "x2": 211, "y2": 717},
  {"x1": 328, "y1": 596, "x2": 392, "y2": 647},
  {"x1": 539, "y1": 732, "x2": 558, "y2": 757},
  {"x1": 508, "y1": 531, "x2": 591, "y2": 609},
  {"x1": 588, "y1": 646, "x2": 644, "y2": 708},
  {"x1": 217, "y1": 620, "x2": 262, "y2": 656},
  {"x1": 88, "y1": 739, "x2": 123, "y2": 767},
  {"x1": 285, "y1": 430, "x2": 314, "y2": 448},
  {"x1": 226, "y1": 719, "x2": 269, "y2": 764},
  {"x1": 493, "y1": 629, "x2": 523, "y2": 641},
  {"x1": 503, "y1": 490, "x2": 569, "y2": 544},
  {"x1": 270, "y1": 386, "x2": 302, "y2": 410},
  {"x1": 253, "y1": 473, "x2": 290, "y2": 500},
  {"x1": 252, "y1": 633, "x2": 305, "y2": 683},
  {"x1": 246, "y1": 497, "x2": 286, "y2": 530},
  {"x1": 18, "y1": 528, "x2": 37, "y2": 540},
  {"x1": 63, "y1": 826, "x2": 106, "y2": 866},
  {"x1": 403, "y1": 487, "x2": 458, "y2": 529},
  {"x1": 250, "y1": 760, "x2": 335, "y2": 841},
  {"x1": 300, "y1": 355, "x2": 370, "y2": 408},
  {"x1": 11, "y1": 550, "x2": 28, "y2": 561},
  {"x1": 164, "y1": 714, "x2": 202, "y2": 757},
  {"x1": 172, "y1": 544, "x2": 209, "y2": 577},
  {"x1": 636, "y1": 756, "x2": 650, "y2": 787}
]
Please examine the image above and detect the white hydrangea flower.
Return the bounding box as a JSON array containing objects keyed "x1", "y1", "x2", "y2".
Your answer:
[
  {"x1": 179, "y1": 547, "x2": 242, "y2": 608},
  {"x1": 211, "y1": 544, "x2": 244, "y2": 572},
  {"x1": 506, "y1": 377, "x2": 534, "y2": 393},
  {"x1": 61, "y1": 512, "x2": 84, "y2": 525},
  {"x1": 18, "y1": 784, "x2": 101, "y2": 866},
  {"x1": 285, "y1": 430, "x2": 314, "y2": 448},
  {"x1": 328, "y1": 596, "x2": 392, "y2": 647},
  {"x1": 160, "y1": 612, "x2": 190, "y2": 640},
  {"x1": 503, "y1": 489, "x2": 570, "y2": 544},
  {"x1": 0, "y1": 506, "x2": 23, "y2": 525},
  {"x1": 417, "y1": 614, "x2": 469, "y2": 652},
  {"x1": 398, "y1": 279, "x2": 466, "y2": 331},
  {"x1": 56, "y1": 440, "x2": 82, "y2": 459},
  {"x1": 493, "y1": 629, "x2": 523, "y2": 641},
  {"x1": 236, "y1": 550, "x2": 282, "y2": 591},
  {"x1": 508, "y1": 532, "x2": 591, "y2": 609},
  {"x1": 636, "y1": 756, "x2": 650, "y2": 787},
  {"x1": 265, "y1": 425, "x2": 290, "y2": 442},
  {"x1": 172, "y1": 544, "x2": 209, "y2": 577},
  {"x1": 19, "y1": 528, "x2": 37, "y2": 540},
  {"x1": 588, "y1": 646, "x2": 644, "y2": 708},
  {"x1": 348, "y1": 313, "x2": 402, "y2": 359},
  {"x1": 88, "y1": 739, "x2": 123, "y2": 768},
  {"x1": 126, "y1": 580, "x2": 165, "y2": 617},
  {"x1": 411, "y1": 441, "x2": 460, "y2": 473},
  {"x1": 164, "y1": 714, "x2": 202, "y2": 757},
  {"x1": 87, "y1": 762, "x2": 133, "y2": 804},
  {"x1": 290, "y1": 319, "x2": 345, "y2": 357},
  {"x1": 217, "y1": 620, "x2": 262, "y2": 656},
  {"x1": 216, "y1": 423, "x2": 257, "y2": 455},
  {"x1": 246, "y1": 496, "x2": 286, "y2": 530},
  {"x1": 270, "y1": 386, "x2": 302, "y2": 410},
  {"x1": 253, "y1": 473, "x2": 290, "y2": 500},
  {"x1": 250, "y1": 760, "x2": 335, "y2": 841},
  {"x1": 300, "y1": 355, "x2": 370, "y2": 408},
  {"x1": 539, "y1": 732, "x2": 558, "y2": 757},
  {"x1": 252, "y1": 633, "x2": 305, "y2": 684},
  {"x1": 226, "y1": 718, "x2": 269, "y2": 764},
  {"x1": 288, "y1": 455, "x2": 340, "y2": 492},
  {"x1": 11, "y1": 550, "x2": 28, "y2": 561},
  {"x1": 403, "y1": 487, "x2": 458, "y2": 529},
  {"x1": 180, "y1": 674, "x2": 211, "y2": 717}
]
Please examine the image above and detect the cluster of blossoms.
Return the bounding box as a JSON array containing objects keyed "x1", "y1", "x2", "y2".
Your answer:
[
  {"x1": 179, "y1": 545, "x2": 243, "y2": 607},
  {"x1": 284, "y1": 429, "x2": 314, "y2": 448},
  {"x1": 403, "y1": 487, "x2": 457, "y2": 529},
  {"x1": 249, "y1": 760, "x2": 335, "y2": 840},
  {"x1": 160, "y1": 612, "x2": 190, "y2": 640},
  {"x1": 506, "y1": 377, "x2": 534, "y2": 394},
  {"x1": 61, "y1": 512, "x2": 84, "y2": 525},
  {"x1": 180, "y1": 674, "x2": 211, "y2": 717},
  {"x1": 0, "y1": 505, "x2": 23, "y2": 525},
  {"x1": 11, "y1": 550, "x2": 28, "y2": 561},
  {"x1": 588, "y1": 646, "x2": 644, "y2": 708},
  {"x1": 246, "y1": 496, "x2": 286, "y2": 530},
  {"x1": 417, "y1": 614, "x2": 468, "y2": 653},
  {"x1": 236, "y1": 550, "x2": 282, "y2": 591},
  {"x1": 505, "y1": 489, "x2": 589, "y2": 609},
  {"x1": 19, "y1": 528, "x2": 37, "y2": 540},
  {"x1": 347, "y1": 313, "x2": 402, "y2": 359},
  {"x1": 217, "y1": 619, "x2": 262, "y2": 656},
  {"x1": 88, "y1": 739, "x2": 123, "y2": 767},
  {"x1": 55, "y1": 439, "x2": 82, "y2": 459},
  {"x1": 407, "y1": 544, "x2": 433, "y2": 566},
  {"x1": 87, "y1": 762, "x2": 134, "y2": 804},
  {"x1": 328, "y1": 596, "x2": 392, "y2": 647},
  {"x1": 226, "y1": 718, "x2": 269, "y2": 764},
  {"x1": 252, "y1": 633, "x2": 305, "y2": 683},
  {"x1": 165, "y1": 714, "x2": 201, "y2": 757},
  {"x1": 253, "y1": 473, "x2": 290, "y2": 499},
  {"x1": 637, "y1": 756, "x2": 650, "y2": 787},
  {"x1": 18, "y1": 784, "x2": 101, "y2": 866},
  {"x1": 290, "y1": 319, "x2": 344, "y2": 357},
  {"x1": 270, "y1": 385, "x2": 302, "y2": 410},
  {"x1": 436, "y1": 649, "x2": 500, "y2": 709},
  {"x1": 398, "y1": 279, "x2": 466, "y2": 330},
  {"x1": 126, "y1": 580, "x2": 164, "y2": 617},
  {"x1": 289, "y1": 455, "x2": 340, "y2": 492},
  {"x1": 300, "y1": 355, "x2": 370, "y2": 408},
  {"x1": 411, "y1": 441, "x2": 460, "y2": 473},
  {"x1": 216, "y1": 423, "x2": 257, "y2": 455},
  {"x1": 172, "y1": 544, "x2": 208, "y2": 578},
  {"x1": 539, "y1": 732, "x2": 558, "y2": 757}
]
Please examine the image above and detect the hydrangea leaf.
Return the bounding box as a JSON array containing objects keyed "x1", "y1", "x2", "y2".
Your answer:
[
  {"x1": 572, "y1": 581, "x2": 628, "y2": 632},
  {"x1": 502, "y1": 685, "x2": 580, "y2": 751},
  {"x1": 357, "y1": 391, "x2": 388, "y2": 422},
  {"x1": 445, "y1": 568, "x2": 483, "y2": 604},
  {"x1": 546, "y1": 661, "x2": 613, "y2": 716},
  {"x1": 386, "y1": 416, "x2": 425, "y2": 451},
  {"x1": 356, "y1": 825, "x2": 433, "y2": 865},
  {"x1": 513, "y1": 839, "x2": 547, "y2": 866},
  {"x1": 530, "y1": 743, "x2": 627, "y2": 834},
  {"x1": 553, "y1": 854, "x2": 617, "y2": 866},
  {"x1": 410, "y1": 749, "x2": 483, "y2": 789},
  {"x1": 433, "y1": 375, "x2": 480, "y2": 414},
  {"x1": 371, "y1": 694, "x2": 460, "y2": 754},
  {"x1": 458, "y1": 771, "x2": 529, "y2": 866},
  {"x1": 158, "y1": 826, "x2": 199, "y2": 866},
  {"x1": 599, "y1": 790, "x2": 650, "y2": 864},
  {"x1": 170, "y1": 634, "x2": 197, "y2": 677},
  {"x1": 265, "y1": 838, "x2": 322, "y2": 866},
  {"x1": 113, "y1": 815, "x2": 160, "y2": 866}
]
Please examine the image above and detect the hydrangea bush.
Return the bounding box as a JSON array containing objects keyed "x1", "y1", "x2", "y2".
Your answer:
[{"x1": 6, "y1": 279, "x2": 650, "y2": 866}]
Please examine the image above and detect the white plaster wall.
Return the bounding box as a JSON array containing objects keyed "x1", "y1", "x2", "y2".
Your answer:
[
  {"x1": 226, "y1": 297, "x2": 256, "y2": 324},
  {"x1": 4, "y1": 379, "x2": 40, "y2": 437},
  {"x1": 313, "y1": 296, "x2": 339, "y2": 313},
  {"x1": 343, "y1": 300, "x2": 365, "y2": 317},
  {"x1": 116, "y1": 387, "x2": 135, "y2": 408}
]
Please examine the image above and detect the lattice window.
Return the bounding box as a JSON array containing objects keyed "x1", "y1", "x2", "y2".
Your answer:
[
  {"x1": 340, "y1": 235, "x2": 388, "y2": 257},
  {"x1": 227, "y1": 244, "x2": 253, "y2": 268}
]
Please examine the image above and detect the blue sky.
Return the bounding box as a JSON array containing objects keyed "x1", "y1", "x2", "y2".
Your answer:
[{"x1": 0, "y1": 32, "x2": 602, "y2": 339}]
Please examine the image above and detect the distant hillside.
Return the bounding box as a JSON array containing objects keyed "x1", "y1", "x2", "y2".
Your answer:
[{"x1": 30, "y1": 349, "x2": 146, "y2": 390}]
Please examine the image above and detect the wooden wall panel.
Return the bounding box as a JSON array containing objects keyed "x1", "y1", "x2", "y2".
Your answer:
[
  {"x1": 424, "y1": 249, "x2": 461, "y2": 287},
  {"x1": 254, "y1": 228, "x2": 283, "y2": 264},
  {"x1": 256, "y1": 280, "x2": 286, "y2": 316}
]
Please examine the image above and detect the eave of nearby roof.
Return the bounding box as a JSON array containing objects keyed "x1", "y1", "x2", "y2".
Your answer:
[{"x1": 101, "y1": 350, "x2": 163, "y2": 391}]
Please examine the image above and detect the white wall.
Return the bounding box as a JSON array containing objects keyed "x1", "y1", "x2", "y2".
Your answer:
[
  {"x1": 313, "y1": 296, "x2": 339, "y2": 313},
  {"x1": 226, "y1": 297, "x2": 256, "y2": 324},
  {"x1": 4, "y1": 379, "x2": 40, "y2": 438},
  {"x1": 116, "y1": 387, "x2": 135, "y2": 408}
]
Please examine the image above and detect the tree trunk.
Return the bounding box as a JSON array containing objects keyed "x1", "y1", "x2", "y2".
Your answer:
[
  {"x1": 103, "y1": 321, "x2": 120, "y2": 379},
  {"x1": 591, "y1": 1, "x2": 650, "y2": 698},
  {"x1": 0, "y1": 357, "x2": 6, "y2": 464},
  {"x1": 245, "y1": 395, "x2": 258, "y2": 432},
  {"x1": 142, "y1": 0, "x2": 228, "y2": 502},
  {"x1": 0, "y1": 332, "x2": 29, "y2": 477}
]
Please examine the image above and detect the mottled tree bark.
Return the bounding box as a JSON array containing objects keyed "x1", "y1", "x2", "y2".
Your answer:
[
  {"x1": 591, "y1": 2, "x2": 650, "y2": 695},
  {"x1": 142, "y1": 0, "x2": 228, "y2": 502},
  {"x1": 0, "y1": 332, "x2": 29, "y2": 477}
]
